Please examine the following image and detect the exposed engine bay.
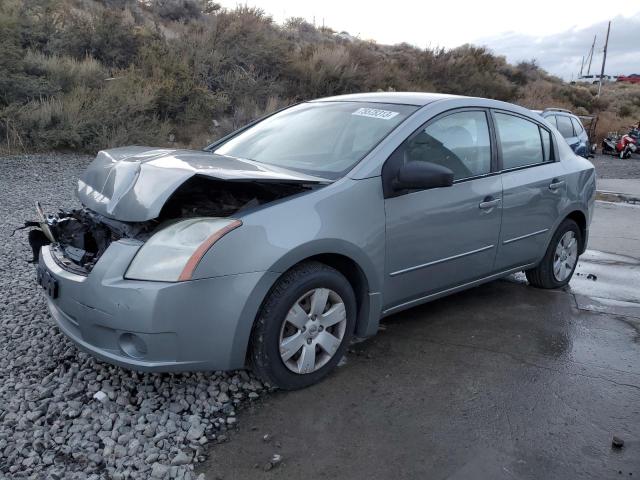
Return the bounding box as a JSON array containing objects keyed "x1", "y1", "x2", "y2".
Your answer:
[{"x1": 27, "y1": 177, "x2": 312, "y2": 274}]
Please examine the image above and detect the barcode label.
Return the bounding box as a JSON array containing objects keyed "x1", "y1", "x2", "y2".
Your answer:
[{"x1": 352, "y1": 108, "x2": 400, "y2": 120}]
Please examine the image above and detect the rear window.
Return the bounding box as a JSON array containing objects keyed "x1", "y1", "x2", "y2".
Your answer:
[
  {"x1": 570, "y1": 117, "x2": 585, "y2": 135},
  {"x1": 556, "y1": 116, "x2": 575, "y2": 138}
]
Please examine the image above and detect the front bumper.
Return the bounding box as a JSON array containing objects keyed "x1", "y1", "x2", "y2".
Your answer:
[{"x1": 38, "y1": 241, "x2": 278, "y2": 372}]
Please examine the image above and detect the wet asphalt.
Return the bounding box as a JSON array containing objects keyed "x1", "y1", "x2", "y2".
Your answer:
[{"x1": 200, "y1": 201, "x2": 640, "y2": 480}]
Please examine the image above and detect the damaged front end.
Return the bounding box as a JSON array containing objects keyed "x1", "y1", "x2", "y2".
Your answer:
[
  {"x1": 27, "y1": 177, "x2": 316, "y2": 277},
  {"x1": 24, "y1": 147, "x2": 325, "y2": 275},
  {"x1": 27, "y1": 205, "x2": 152, "y2": 274}
]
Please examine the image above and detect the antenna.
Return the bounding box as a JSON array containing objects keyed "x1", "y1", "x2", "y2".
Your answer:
[
  {"x1": 586, "y1": 35, "x2": 596, "y2": 75},
  {"x1": 597, "y1": 21, "x2": 611, "y2": 97}
]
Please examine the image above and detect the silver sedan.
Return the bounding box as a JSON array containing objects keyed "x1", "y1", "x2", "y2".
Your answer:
[{"x1": 31, "y1": 92, "x2": 595, "y2": 389}]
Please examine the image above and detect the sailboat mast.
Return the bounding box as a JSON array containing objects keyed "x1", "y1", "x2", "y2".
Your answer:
[
  {"x1": 597, "y1": 21, "x2": 611, "y2": 97},
  {"x1": 586, "y1": 35, "x2": 596, "y2": 75}
]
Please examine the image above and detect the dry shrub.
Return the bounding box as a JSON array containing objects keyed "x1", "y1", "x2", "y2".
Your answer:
[
  {"x1": 2, "y1": 0, "x2": 639, "y2": 154},
  {"x1": 517, "y1": 80, "x2": 572, "y2": 110},
  {"x1": 24, "y1": 52, "x2": 106, "y2": 92},
  {"x1": 288, "y1": 44, "x2": 362, "y2": 98},
  {"x1": 600, "y1": 83, "x2": 640, "y2": 119},
  {"x1": 6, "y1": 76, "x2": 172, "y2": 150},
  {"x1": 151, "y1": 0, "x2": 203, "y2": 21},
  {"x1": 310, "y1": 44, "x2": 351, "y2": 71}
]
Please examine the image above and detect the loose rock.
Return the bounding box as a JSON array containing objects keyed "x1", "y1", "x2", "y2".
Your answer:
[
  {"x1": 93, "y1": 391, "x2": 108, "y2": 402},
  {"x1": 612, "y1": 435, "x2": 624, "y2": 448},
  {"x1": 0, "y1": 154, "x2": 266, "y2": 479},
  {"x1": 171, "y1": 451, "x2": 192, "y2": 466}
]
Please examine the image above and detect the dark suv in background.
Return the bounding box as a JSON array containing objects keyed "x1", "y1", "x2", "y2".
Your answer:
[{"x1": 535, "y1": 108, "x2": 591, "y2": 158}]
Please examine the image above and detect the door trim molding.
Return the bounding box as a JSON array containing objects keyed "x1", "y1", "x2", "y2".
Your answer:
[
  {"x1": 383, "y1": 263, "x2": 537, "y2": 315},
  {"x1": 502, "y1": 228, "x2": 549, "y2": 245},
  {"x1": 389, "y1": 244, "x2": 495, "y2": 277}
]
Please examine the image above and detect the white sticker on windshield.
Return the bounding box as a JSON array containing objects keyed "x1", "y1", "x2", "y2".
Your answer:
[{"x1": 352, "y1": 107, "x2": 399, "y2": 120}]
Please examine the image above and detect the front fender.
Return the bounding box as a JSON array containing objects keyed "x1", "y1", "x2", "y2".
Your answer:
[
  {"x1": 192, "y1": 177, "x2": 386, "y2": 288},
  {"x1": 191, "y1": 176, "x2": 387, "y2": 347},
  {"x1": 266, "y1": 238, "x2": 382, "y2": 292}
]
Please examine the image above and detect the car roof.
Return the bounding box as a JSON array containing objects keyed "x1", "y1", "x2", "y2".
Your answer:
[
  {"x1": 310, "y1": 92, "x2": 550, "y2": 125},
  {"x1": 540, "y1": 110, "x2": 576, "y2": 118},
  {"x1": 312, "y1": 92, "x2": 462, "y2": 106}
]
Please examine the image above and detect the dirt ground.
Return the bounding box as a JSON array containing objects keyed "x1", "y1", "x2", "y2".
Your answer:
[{"x1": 589, "y1": 152, "x2": 640, "y2": 179}]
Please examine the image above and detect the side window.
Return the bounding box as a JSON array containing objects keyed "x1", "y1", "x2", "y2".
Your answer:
[
  {"x1": 494, "y1": 112, "x2": 544, "y2": 169},
  {"x1": 570, "y1": 117, "x2": 584, "y2": 135},
  {"x1": 404, "y1": 111, "x2": 491, "y2": 180},
  {"x1": 556, "y1": 115, "x2": 575, "y2": 138}
]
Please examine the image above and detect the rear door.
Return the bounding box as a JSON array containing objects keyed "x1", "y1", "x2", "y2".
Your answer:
[
  {"x1": 383, "y1": 109, "x2": 502, "y2": 309},
  {"x1": 492, "y1": 111, "x2": 566, "y2": 270}
]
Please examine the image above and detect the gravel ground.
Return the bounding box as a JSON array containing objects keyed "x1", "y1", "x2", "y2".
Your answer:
[
  {"x1": 0, "y1": 154, "x2": 267, "y2": 479},
  {"x1": 589, "y1": 152, "x2": 640, "y2": 179}
]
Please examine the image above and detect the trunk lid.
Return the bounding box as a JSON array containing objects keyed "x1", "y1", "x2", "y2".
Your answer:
[{"x1": 78, "y1": 146, "x2": 326, "y2": 222}]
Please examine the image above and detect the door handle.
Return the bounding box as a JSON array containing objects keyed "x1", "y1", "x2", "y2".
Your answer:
[
  {"x1": 479, "y1": 197, "x2": 501, "y2": 210},
  {"x1": 549, "y1": 179, "x2": 565, "y2": 190}
]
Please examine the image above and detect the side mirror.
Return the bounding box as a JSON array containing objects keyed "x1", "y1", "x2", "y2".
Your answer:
[{"x1": 393, "y1": 161, "x2": 454, "y2": 192}]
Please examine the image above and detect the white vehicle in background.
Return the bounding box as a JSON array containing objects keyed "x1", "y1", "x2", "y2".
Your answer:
[{"x1": 572, "y1": 74, "x2": 617, "y2": 85}]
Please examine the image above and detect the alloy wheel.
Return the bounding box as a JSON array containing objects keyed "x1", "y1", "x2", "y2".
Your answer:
[
  {"x1": 553, "y1": 231, "x2": 578, "y2": 282},
  {"x1": 278, "y1": 288, "x2": 347, "y2": 374}
]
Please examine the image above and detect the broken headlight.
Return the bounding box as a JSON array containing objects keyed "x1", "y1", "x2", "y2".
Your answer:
[{"x1": 125, "y1": 218, "x2": 241, "y2": 282}]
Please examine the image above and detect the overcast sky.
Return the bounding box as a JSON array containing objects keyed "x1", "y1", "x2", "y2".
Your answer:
[{"x1": 220, "y1": 0, "x2": 640, "y2": 80}]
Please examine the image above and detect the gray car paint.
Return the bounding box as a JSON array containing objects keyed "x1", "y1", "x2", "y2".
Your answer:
[
  {"x1": 384, "y1": 175, "x2": 503, "y2": 307},
  {"x1": 39, "y1": 92, "x2": 596, "y2": 372},
  {"x1": 78, "y1": 146, "x2": 328, "y2": 222}
]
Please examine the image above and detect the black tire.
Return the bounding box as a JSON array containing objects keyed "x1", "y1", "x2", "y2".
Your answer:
[
  {"x1": 525, "y1": 219, "x2": 582, "y2": 289},
  {"x1": 249, "y1": 261, "x2": 356, "y2": 390}
]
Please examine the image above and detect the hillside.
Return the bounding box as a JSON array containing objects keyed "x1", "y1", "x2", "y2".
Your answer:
[{"x1": 1, "y1": 0, "x2": 639, "y2": 153}]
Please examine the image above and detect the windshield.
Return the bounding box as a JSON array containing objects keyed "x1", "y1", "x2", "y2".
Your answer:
[{"x1": 213, "y1": 101, "x2": 417, "y2": 179}]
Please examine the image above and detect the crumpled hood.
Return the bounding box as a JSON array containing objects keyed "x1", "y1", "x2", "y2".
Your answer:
[{"x1": 77, "y1": 146, "x2": 326, "y2": 222}]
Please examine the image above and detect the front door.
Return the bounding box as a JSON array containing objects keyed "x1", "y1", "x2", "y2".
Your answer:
[{"x1": 383, "y1": 110, "x2": 503, "y2": 310}]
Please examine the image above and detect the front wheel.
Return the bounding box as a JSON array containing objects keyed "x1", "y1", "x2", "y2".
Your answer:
[
  {"x1": 249, "y1": 261, "x2": 356, "y2": 390},
  {"x1": 525, "y1": 219, "x2": 581, "y2": 289}
]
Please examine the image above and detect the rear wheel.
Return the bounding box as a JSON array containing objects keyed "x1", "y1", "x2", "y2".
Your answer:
[
  {"x1": 249, "y1": 261, "x2": 356, "y2": 390},
  {"x1": 525, "y1": 219, "x2": 581, "y2": 289}
]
